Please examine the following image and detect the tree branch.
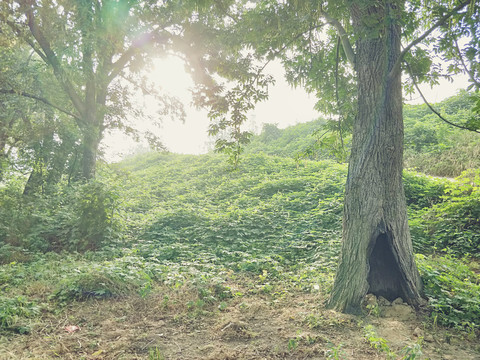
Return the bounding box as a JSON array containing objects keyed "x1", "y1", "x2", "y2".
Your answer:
[
  {"x1": 319, "y1": 10, "x2": 356, "y2": 67},
  {"x1": 453, "y1": 37, "x2": 480, "y2": 88},
  {"x1": 20, "y1": 0, "x2": 86, "y2": 117},
  {"x1": 390, "y1": 0, "x2": 471, "y2": 79},
  {"x1": 107, "y1": 31, "x2": 168, "y2": 83},
  {"x1": 0, "y1": 89, "x2": 81, "y2": 121},
  {"x1": 404, "y1": 60, "x2": 480, "y2": 134}
]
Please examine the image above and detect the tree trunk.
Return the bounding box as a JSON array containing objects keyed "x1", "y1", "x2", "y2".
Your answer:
[
  {"x1": 0, "y1": 140, "x2": 6, "y2": 182},
  {"x1": 23, "y1": 161, "x2": 44, "y2": 195},
  {"x1": 327, "y1": 0, "x2": 423, "y2": 313},
  {"x1": 81, "y1": 125, "x2": 100, "y2": 181},
  {"x1": 80, "y1": 74, "x2": 103, "y2": 181}
]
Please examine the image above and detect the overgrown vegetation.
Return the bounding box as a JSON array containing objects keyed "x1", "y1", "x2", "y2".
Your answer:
[
  {"x1": 1, "y1": 95, "x2": 479, "y2": 357},
  {"x1": 245, "y1": 91, "x2": 480, "y2": 176},
  {"x1": 403, "y1": 91, "x2": 480, "y2": 177}
]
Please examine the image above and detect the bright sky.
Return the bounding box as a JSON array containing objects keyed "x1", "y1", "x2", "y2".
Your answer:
[{"x1": 102, "y1": 57, "x2": 470, "y2": 162}]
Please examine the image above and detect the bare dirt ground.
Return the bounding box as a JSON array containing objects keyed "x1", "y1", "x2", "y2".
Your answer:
[{"x1": 1, "y1": 283, "x2": 479, "y2": 360}]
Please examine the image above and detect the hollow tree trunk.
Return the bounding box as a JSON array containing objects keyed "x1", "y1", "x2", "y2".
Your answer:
[{"x1": 327, "y1": 0, "x2": 423, "y2": 313}]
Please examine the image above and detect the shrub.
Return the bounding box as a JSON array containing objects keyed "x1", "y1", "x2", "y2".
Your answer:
[
  {"x1": 52, "y1": 256, "x2": 153, "y2": 303},
  {"x1": 0, "y1": 179, "x2": 121, "y2": 255},
  {"x1": 0, "y1": 296, "x2": 40, "y2": 333},
  {"x1": 417, "y1": 254, "x2": 480, "y2": 331}
]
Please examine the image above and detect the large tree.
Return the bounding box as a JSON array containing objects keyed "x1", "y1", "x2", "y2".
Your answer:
[
  {"x1": 1, "y1": 0, "x2": 189, "y2": 180},
  {"x1": 0, "y1": 25, "x2": 80, "y2": 187},
  {"x1": 186, "y1": 0, "x2": 479, "y2": 313}
]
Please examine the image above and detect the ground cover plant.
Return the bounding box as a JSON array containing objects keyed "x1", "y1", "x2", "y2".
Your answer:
[
  {"x1": 1, "y1": 149, "x2": 479, "y2": 359},
  {"x1": 244, "y1": 91, "x2": 480, "y2": 178}
]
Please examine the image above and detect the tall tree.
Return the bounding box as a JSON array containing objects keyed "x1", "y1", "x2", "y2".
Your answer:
[
  {"x1": 0, "y1": 24, "x2": 79, "y2": 186},
  {"x1": 186, "y1": 0, "x2": 478, "y2": 312},
  {"x1": 1, "y1": 0, "x2": 187, "y2": 180}
]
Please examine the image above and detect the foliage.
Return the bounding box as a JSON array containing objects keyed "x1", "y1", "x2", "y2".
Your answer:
[
  {"x1": 325, "y1": 342, "x2": 347, "y2": 360},
  {"x1": 1, "y1": 149, "x2": 468, "y2": 264},
  {"x1": 403, "y1": 91, "x2": 480, "y2": 177},
  {"x1": 0, "y1": 177, "x2": 121, "y2": 257},
  {"x1": 1, "y1": 0, "x2": 196, "y2": 179},
  {"x1": 240, "y1": 92, "x2": 480, "y2": 176},
  {"x1": 0, "y1": 296, "x2": 39, "y2": 333},
  {"x1": 244, "y1": 120, "x2": 341, "y2": 161},
  {"x1": 115, "y1": 153, "x2": 346, "y2": 272},
  {"x1": 402, "y1": 172, "x2": 447, "y2": 210},
  {"x1": 52, "y1": 255, "x2": 154, "y2": 303},
  {"x1": 409, "y1": 169, "x2": 480, "y2": 255},
  {"x1": 0, "y1": 31, "x2": 81, "y2": 185},
  {"x1": 363, "y1": 324, "x2": 397, "y2": 359},
  {"x1": 417, "y1": 254, "x2": 480, "y2": 331}
]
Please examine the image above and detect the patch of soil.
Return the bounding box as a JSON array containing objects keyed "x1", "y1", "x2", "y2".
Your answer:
[{"x1": 0, "y1": 289, "x2": 479, "y2": 359}]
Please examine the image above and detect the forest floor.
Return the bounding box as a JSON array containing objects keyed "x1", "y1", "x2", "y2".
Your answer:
[{"x1": 1, "y1": 276, "x2": 479, "y2": 360}]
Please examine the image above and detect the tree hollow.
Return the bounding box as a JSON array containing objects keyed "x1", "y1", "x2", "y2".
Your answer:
[{"x1": 367, "y1": 233, "x2": 405, "y2": 301}]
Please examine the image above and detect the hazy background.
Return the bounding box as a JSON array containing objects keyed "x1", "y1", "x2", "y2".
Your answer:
[{"x1": 102, "y1": 57, "x2": 469, "y2": 162}]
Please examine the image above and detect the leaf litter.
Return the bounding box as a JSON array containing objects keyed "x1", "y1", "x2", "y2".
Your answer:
[{"x1": 1, "y1": 282, "x2": 479, "y2": 360}]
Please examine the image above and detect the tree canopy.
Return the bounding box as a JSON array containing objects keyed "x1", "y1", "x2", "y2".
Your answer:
[{"x1": 0, "y1": 0, "x2": 193, "y2": 182}]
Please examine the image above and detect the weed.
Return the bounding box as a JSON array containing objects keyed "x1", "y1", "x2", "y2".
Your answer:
[
  {"x1": 400, "y1": 340, "x2": 424, "y2": 360},
  {"x1": 363, "y1": 324, "x2": 396, "y2": 359},
  {"x1": 305, "y1": 313, "x2": 325, "y2": 329},
  {"x1": 287, "y1": 338, "x2": 298, "y2": 351},
  {"x1": 366, "y1": 302, "x2": 381, "y2": 317},
  {"x1": 0, "y1": 296, "x2": 40, "y2": 333},
  {"x1": 148, "y1": 347, "x2": 165, "y2": 360},
  {"x1": 326, "y1": 342, "x2": 347, "y2": 360}
]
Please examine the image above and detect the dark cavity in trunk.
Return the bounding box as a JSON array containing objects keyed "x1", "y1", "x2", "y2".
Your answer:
[{"x1": 367, "y1": 233, "x2": 405, "y2": 301}]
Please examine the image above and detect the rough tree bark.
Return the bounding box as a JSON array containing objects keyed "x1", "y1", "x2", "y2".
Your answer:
[{"x1": 327, "y1": 0, "x2": 424, "y2": 313}]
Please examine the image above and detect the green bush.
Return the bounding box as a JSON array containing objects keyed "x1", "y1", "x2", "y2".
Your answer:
[
  {"x1": 52, "y1": 256, "x2": 153, "y2": 302},
  {"x1": 0, "y1": 179, "x2": 121, "y2": 256},
  {"x1": 417, "y1": 254, "x2": 480, "y2": 331},
  {"x1": 402, "y1": 172, "x2": 447, "y2": 210},
  {"x1": 0, "y1": 296, "x2": 40, "y2": 333}
]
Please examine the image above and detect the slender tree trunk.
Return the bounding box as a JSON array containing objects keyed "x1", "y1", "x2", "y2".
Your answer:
[
  {"x1": 23, "y1": 161, "x2": 44, "y2": 195},
  {"x1": 81, "y1": 121, "x2": 102, "y2": 181},
  {"x1": 0, "y1": 140, "x2": 6, "y2": 182},
  {"x1": 327, "y1": 0, "x2": 423, "y2": 313},
  {"x1": 80, "y1": 58, "x2": 104, "y2": 180}
]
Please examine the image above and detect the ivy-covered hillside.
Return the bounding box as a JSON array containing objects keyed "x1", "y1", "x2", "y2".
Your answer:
[
  {"x1": 1, "y1": 96, "x2": 480, "y2": 358},
  {"x1": 245, "y1": 91, "x2": 480, "y2": 177}
]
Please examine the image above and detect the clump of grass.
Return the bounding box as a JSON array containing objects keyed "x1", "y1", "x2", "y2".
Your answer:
[{"x1": 363, "y1": 324, "x2": 396, "y2": 359}]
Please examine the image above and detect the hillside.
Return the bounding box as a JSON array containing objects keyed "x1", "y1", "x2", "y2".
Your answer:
[
  {"x1": 1, "y1": 151, "x2": 479, "y2": 359},
  {"x1": 244, "y1": 91, "x2": 480, "y2": 177}
]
